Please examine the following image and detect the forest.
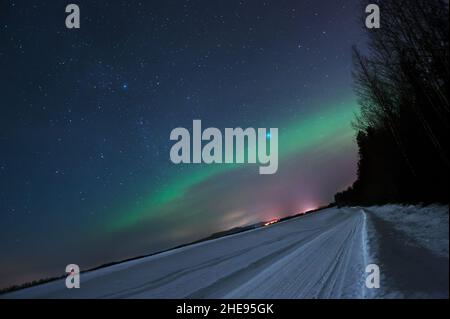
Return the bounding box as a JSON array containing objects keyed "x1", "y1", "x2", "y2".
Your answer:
[{"x1": 335, "y1": 0, "x2": 449, "y2": 205}]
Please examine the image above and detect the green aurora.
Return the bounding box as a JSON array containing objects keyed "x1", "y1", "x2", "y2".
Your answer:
[{"x1": 108, "y1": 98, "x2": 358, "y2": 232}]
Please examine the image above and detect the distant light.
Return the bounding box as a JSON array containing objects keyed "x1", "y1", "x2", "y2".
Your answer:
[
  {"x1": 266, "y1": 132, "x2": 271, "y2": 139},
  {"x1": 122, "y1": 83, "x2": 128, "y2": 90},
  {"x1": 300, "y1": 205, "x2": 318, "y2": 214},
  {"x1": 264, "y1": 218, "x2": 279, "y2": 226}
]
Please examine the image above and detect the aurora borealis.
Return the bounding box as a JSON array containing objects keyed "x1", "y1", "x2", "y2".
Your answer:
[
  {"x1": 108, "y1": 99, "x2": 359, "y2": 232},
  {"x1": 0, "y1": 0, "x2": 365, "y2": 288}
]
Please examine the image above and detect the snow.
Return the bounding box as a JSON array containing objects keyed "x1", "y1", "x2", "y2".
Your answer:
[
  {"x1": 1, "y1": 205, "x2": 448, "y2": 299},
  {"x1": 366, "y1": 204, "x2": 448, "y2": 258},
  {"x1": 363, "y1": 204, "x2": 448, "y2": 298}
]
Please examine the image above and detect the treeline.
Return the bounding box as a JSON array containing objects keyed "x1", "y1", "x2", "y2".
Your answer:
[{"x1": 335, "y1": 0, "x2": 449, "y2": 205}]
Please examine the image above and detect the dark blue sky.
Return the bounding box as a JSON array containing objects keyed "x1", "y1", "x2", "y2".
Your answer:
[{"x1": 0, "y1": 0, "x2": 366, "y2": 288}]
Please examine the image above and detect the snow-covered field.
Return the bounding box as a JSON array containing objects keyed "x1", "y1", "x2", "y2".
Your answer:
[{"x1": 2, "y1": 205, "x2": 448, "y2": 299}]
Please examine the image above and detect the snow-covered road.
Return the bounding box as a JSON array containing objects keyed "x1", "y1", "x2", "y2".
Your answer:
[{"x1": 2, "y1": 206, "x2": 448, "y2": 299}]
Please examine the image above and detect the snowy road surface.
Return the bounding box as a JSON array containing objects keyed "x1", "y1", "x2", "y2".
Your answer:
[{"x1": 2, "y1": 206, "x2": 448, "y2": 299}]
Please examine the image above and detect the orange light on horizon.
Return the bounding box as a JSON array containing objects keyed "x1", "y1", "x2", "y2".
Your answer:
[{"x1": 264, "y1": 218, "x2": 279, "y2": 226}]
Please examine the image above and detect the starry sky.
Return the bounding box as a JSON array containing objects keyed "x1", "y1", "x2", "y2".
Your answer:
[{"x1": 0, "y1": 0, "x2": 366, "y2": 288}]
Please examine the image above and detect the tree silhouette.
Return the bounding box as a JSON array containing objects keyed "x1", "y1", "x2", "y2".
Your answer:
[{"x1": 335, "y1": 0, "x2": 449, "y2": 205}]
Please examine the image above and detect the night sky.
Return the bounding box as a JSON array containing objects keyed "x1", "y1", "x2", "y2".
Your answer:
[{"x1": 0, "y1": 0, "x2": 366, "y2": 288}]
